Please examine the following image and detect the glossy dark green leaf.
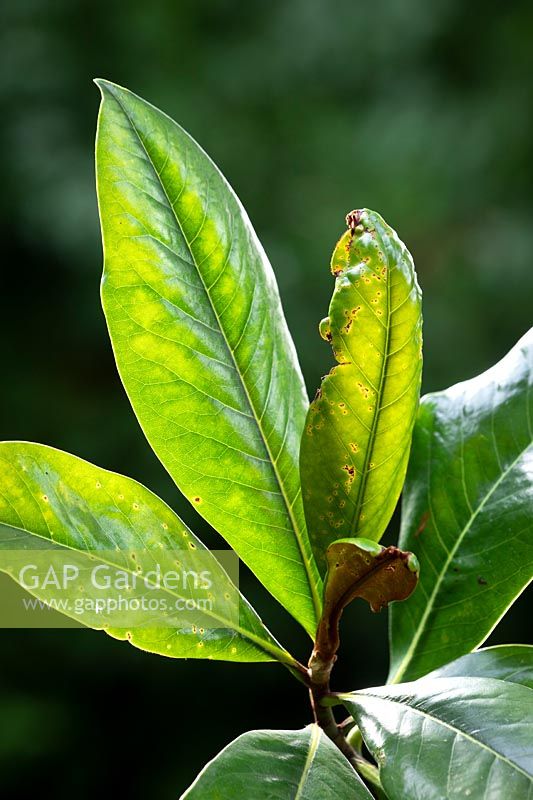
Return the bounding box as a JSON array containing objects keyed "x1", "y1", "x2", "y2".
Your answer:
[
  {"x1": 340, "y1": 677, "x2": 533, "y2": 800},
  {"x1": 300, "y1": 209, "x2": 422, "y2": 573},
  {"x1": 0, "y1": 442, "x2": 296, "y2": 665},
  {"x1": 389, "y1": 329, "x2": 533, "y2": 682},
  {"x1": 314, "y1": 538, "x2": 418, "y2": 661},
  {"x1": 426, "y1": 645, "x2": 533, "y2": 689},
  {"x1": 95, "y1": 80, "x2": 321, "y2": 634},
  {"x1": 181, "y1": 725, "x2": 374, "y2": 799}
]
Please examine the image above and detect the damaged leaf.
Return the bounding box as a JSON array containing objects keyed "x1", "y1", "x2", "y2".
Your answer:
[
  {"x1": 300, "y1": 209, "x2": 422, "y2": 573},
  {"x1": 314, "y1": 537, "x2": 419, "y2": 661},
  {"x1": 0, "y1": 442, "x2": 296, "y2": 666}
]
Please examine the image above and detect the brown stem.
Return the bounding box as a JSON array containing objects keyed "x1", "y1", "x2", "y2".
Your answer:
[
  {"x1": 307, "y1": 648, "x2": 382, "y2": 795},
  {"x1": 307, "y1": 649, "x2": 358, "y2": 763}
]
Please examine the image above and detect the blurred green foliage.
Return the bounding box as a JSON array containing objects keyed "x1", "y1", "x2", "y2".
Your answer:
[{"x1": 0, "y1": 0, "x2": 531, "y2": 796}]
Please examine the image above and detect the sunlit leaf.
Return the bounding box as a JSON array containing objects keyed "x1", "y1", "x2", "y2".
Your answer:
[
  {"x1": 0, "y1": 442, "x2": 296, "y2": 665},
  {"x1": 300, "y1": 209, "x2": 422, "y2": 573},
  {"x1": 95, "y1": 80, "x2": 322, "y2": 634}
]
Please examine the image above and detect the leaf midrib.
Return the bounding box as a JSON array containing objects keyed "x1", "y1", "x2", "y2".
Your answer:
[
  {"x1": 391, "y1": 427, "x2": 533, "y2": 683},
  {"x1": 104, "y1": 87, "x2": 322, "y2": 623},
  {"x1": 294, "y1": 726, "x2": 321, "y2": 800},
  {"x1": 350, "y1": 237, "x2": 393, "y2": 532}
]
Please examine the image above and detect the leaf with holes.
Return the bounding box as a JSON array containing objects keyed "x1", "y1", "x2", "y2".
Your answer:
[
  {"x1": 389, "y1": 329, "x2": 533, "y2": 683},
  {"x1": 0, "y1": 442, "x2": 297, "y2": 666},
  {"x1": 95, "y1": 80, "x2": 322, "y2": 635},
  {"x1": 180, "y1": 725, "x2": 374, "y2": 799},
  {"x1": 339, "y1": 677, "x2": 533, "y2": 800},
  {"x1": 300, "y1": 209, "x2": 422, "y2": 573}
]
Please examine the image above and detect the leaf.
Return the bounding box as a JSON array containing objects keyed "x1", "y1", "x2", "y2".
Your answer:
[
  {"x1": 314, "y1": 538, "x2": 418, "y2": 662},
  {"x1": 94, "y1": 79, "x2": 321, "y2": 635},
  {"x1": 180, "y1": 725, "x2": 374, "y2": 799},
  {"x1": 340, "y1": 677, "x2": 533, "y2": 800},
  {"x1": 389, "y1": 329, "x2": 533, "y2": 683},
  {"x1": 0, "y1": 442, "x2": 296, "y2": 666},
  {"x1": 426, "y1": 645, "x2": 533, "y2": 689},
  {"x1": 300, "y1": 209, "x2": 422, "y2": 573}
]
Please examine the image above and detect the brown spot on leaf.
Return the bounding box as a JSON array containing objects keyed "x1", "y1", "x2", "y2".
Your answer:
[
  {"x1": 345, "y1": 209, "x2": 363, "y2": 231},
  {"x1": 477, "y1": 576, "x2": 488, "y2": 586},
  {"x1": 342, "y1": 464, "x2": 355, "y2": 487}
]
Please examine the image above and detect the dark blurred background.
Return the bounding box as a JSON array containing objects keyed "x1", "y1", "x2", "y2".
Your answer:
[{"x1": 0, "y1": 0, "x2": 531, "y2": 796}]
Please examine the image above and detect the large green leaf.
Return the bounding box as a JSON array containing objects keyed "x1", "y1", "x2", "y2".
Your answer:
[
  {"x1": 0, "y1": 442, "x2": 296, "y2": 665},
  {"x1": 389, "y1": 329, "x2": 533, "y2": 683},
  {"x1": 300, "y1": 209, "x2": 422, "y2": 573},
  {"x1": 180, "y1": 725, "x2": 374, "y2": 799},
  {"x1": 95, "y1": 80, "x2": 321, "y2": 634},
  {"x1": 340, "y1": 677, "x2": 533, "y2": 800},
  {"x1": 427, "y1": 645, "x2": 533, "y2": 689}
]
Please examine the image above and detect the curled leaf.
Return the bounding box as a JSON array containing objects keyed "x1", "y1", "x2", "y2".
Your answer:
[{"x1": 315, "y1": 537, "x2": 419, "y2": 662}]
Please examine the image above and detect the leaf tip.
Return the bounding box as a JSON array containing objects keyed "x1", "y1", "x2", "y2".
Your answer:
[
  {"x1": 93, "y1": 78, "x2": 128, "y2": 101},
  {"x1": 93, "y1": 77, "x2": 108, "y2": 95}
]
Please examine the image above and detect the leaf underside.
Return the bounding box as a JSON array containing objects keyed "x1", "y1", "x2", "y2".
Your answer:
[
  {"x1": 95, "y1": 80, "x2": 321, "y2": 634},
  {"x1": 342, "y1": 676, "x2": 533, "y2": 800},
  {"x1": 389, "y1": 328, "x2": 533, "y2": 683},
  {"x1": 180, "y1": 725, "x2": 373, "y2": 799},
  {"x1": 300, "y1": 209, "x2": 422, "y2": 574},
  {"x1": 0, "y1": 442, "x2": 293, "y2": 665}
]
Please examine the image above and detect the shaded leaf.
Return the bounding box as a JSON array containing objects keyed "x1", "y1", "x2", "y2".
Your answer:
[
  {"x1": 0, "y1": 442, "x2": 295, "y2": 665},
  {"x1": 426, "y1": 645, "x2": 533, "y2": 689},
  {"x1": 95, "y1": 80, "x2": 321, "y2": 634},
  {"x1": 300, "y1": 209, "x2": 422, "y2": 573},
  {"x1": 315, "y1": 538, "x2": 418, "y2": 661},
  {"x1": 340, "y1": 677, "x2": 533, "y2": 800},
  {"x1": 180, "y1": 725, "x2": 374, "y2": 799},
  {"x1": 389, "y1": 329, "x2": 533, "y2": 682}
]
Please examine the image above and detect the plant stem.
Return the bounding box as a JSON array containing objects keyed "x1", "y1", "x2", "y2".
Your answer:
[{"x1": 307, "y1": 648, "x2": 383, "y2": 795}]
